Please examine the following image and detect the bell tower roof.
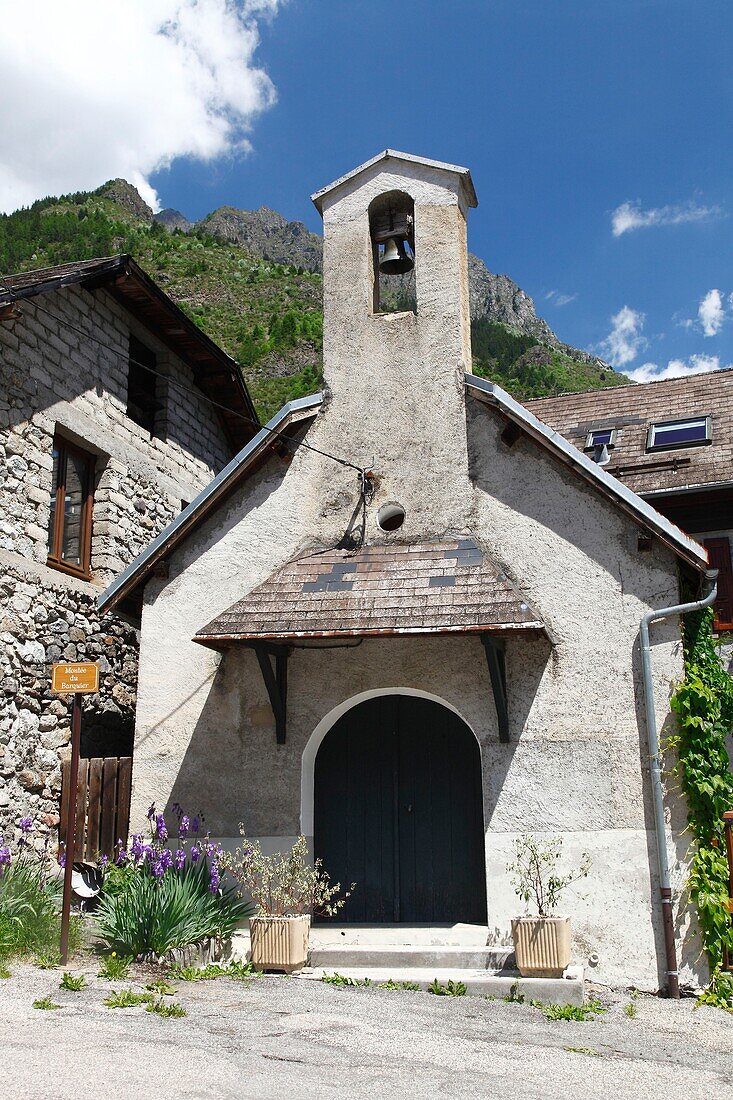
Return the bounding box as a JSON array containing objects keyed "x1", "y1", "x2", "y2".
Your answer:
[{"x1": 311, "y1": 149, "x2": 478, "y2": 214}]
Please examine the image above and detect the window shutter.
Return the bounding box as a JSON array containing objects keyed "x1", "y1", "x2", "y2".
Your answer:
[{"x1": 703, "y1": 538, "x2": 733, "y2": 631}]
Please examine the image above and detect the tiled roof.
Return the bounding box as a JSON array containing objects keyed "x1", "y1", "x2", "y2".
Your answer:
[
  {"x1": 194, "y1": 537, "x2": 545, "y2": 646},
  {"x1": 526, "y1": 370, "x2": 733, "y2": 495}
]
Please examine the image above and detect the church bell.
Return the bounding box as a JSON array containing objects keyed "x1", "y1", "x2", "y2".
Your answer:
[
  {"x1": 379, "y1": 237, "x2": 413, "y2": 275},
  {"x1": 371, "y1": 207, "x2": 414, "y2": 275}
]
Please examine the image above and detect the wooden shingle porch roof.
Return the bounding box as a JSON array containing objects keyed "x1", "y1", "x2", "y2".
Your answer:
[{"x1": 194, "y1": 537, "x2": 546, "y2": 648}]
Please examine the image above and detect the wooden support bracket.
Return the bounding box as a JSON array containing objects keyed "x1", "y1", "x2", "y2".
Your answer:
[
  {"x1": 481, "y1": 634, "x2": 509, "y2": 743},
  {"x1": 252, "y1": 644, "x2": 289, "y2": 744}
]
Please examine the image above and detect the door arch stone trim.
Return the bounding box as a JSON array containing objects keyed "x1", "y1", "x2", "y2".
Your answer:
[{"x1": 300, "y1": 687, "x2": 479, "y2": 838}]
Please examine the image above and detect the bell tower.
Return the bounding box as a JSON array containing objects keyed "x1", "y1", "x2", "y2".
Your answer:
[{"x1": 311, "y1": 150, "x2": 478, "y2": 536}]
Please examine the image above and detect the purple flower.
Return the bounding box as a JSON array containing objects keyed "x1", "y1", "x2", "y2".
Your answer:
[
  {"x1": 0, "y1": 845, "x2": 11, "y2": 868},
  {"x1": 190, "y1": 843, "x2": 201, "y2": 863},
  {"x1": 59, "y1": 853, "x2": 66, "y2": 868},
  {"x1": 152, "y1": 860, "x2": 165, "y2": 879},
  {"x1": 191, "y1": 816, "x2": 200, "y2": 834},
  {"x1": 18, "y1": 816, "x2": 32, "y2": 834},
  {"x1": 115, "y1": 848, "x2": 128, "y2": 865},
  {"x1": 130, "y1": 834, "x2": 144, "y2": 861},
  {"x1": 174, "y1": 849, "x2": 185, "y2": 870},
  {"x1": 100, "y1": 854, "x2": 109, "y2": 867},
  {"x1": 179, "y1": 815, "x2": 190, "y2": 839},
  {"x1": 155, "y1": 814, "x2": 168, "y2": 842},
  {"x1": 209, "y1": 862, "x2": 220, "y2": 893},
  {"x1": 160, "y1": 848, "x2": 173, "y2": 870}
]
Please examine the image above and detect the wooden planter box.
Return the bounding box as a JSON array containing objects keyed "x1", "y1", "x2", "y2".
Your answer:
[
  {"x1": 249, "y1": 915, "x2": 310, "y2": 973},
  {"x1": 511, "y1": 916, "x2": 571, "y2": 977}
]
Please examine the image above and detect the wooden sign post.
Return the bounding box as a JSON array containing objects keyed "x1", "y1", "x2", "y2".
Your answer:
[{"x1": 52, "y1": 662, "x2": 99, "y2": 965}]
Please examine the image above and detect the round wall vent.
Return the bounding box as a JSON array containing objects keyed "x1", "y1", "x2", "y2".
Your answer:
[{"x1": 377, "y1": 503, "x2": 406, "y2": 532}]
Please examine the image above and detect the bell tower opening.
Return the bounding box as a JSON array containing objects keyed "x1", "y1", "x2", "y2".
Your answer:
[{"x1": 369, "y1": 191, "x2": 417, "y2": 316}]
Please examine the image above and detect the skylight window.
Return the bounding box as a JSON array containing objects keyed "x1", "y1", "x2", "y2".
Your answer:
[
  {"x1": 647, "y1": 416, "x2": 711, "y2": 451},
  {"x1": 585, "y1": 428, "x2": 616, "y2": 449}
]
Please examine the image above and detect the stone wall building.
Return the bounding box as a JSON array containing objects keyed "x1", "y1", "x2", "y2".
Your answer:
[
  {"x1": 0, "y1": 255, "x2": 257, "y2": 845},
  {"x1": 101, "y1": 152, "x2": 712, "y2": 992}
]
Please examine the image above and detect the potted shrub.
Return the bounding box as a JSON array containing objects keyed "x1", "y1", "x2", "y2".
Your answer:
[
  {"x1": 228, "y1": 833, "x2": 352, "y2": 973},
  {"x1": 507, "y1": 834, "x2": 591, "y2": 978}
]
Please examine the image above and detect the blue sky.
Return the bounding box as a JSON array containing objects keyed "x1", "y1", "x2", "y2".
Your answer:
[{"x1": 2, "y1": 1, "x2": 731, "y2": 380}]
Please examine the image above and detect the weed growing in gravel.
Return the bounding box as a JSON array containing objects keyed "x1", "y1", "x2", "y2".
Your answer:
[
  {"x1": 0, "y1": 961, "x2": 10, "y2": 979},
  {"x1": 428, "y1": 979, "x2": 466, "y2": 997},
  {"x1": 564, "y1": 1046, "x2": 600, "y2": 1056},
  {"x1": 104, "y1": 988, "x2": 152, "y2": 1009},
  {"x1": 33, "y1": 950, "x2": 60, "y2": 970},
  {"x1": 97, "y1": 953, "x2": 132, "y2": 981},
  {"x1": 33, "y1": 996, "x2": 61, "y2": 1010},
  {"x1": 532, "y1": 998, "x2": 606, "y2": 1022},
  {"x1": 146, "y1": 999, "x2": 186, "y2": 1018},
  {"x1": 59, "y1": 972, "x2": 85, "y2": 991},
  {"x1": 504, "y1": 982, "x2": 524, "y2": 1003},
  {"x1": 169, "y1": 960, "x2": 258, "y2": 982},
  {"x1": 320, "y1": 972, "x2": 369, "y2": 986},
  {"x1": 624, "y1": 1001, "x2": 637, "y2": 1018},
  {"x1": 146, "y1": 979, "x2": 177, "y2": 996},
  {"x1": 377, "y1": 978, "x2": 421, "y2": 991}
]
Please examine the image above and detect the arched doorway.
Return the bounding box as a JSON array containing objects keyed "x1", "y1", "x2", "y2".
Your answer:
[{"x1": 314, "y1": 694, "x2": 487, "y2": 924}]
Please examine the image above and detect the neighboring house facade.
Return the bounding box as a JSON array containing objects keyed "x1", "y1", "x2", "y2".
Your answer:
[
  {"x1": 0, "y1": 255, "x2": 257, "y2": 844},
  {"x1": 527, "y1": 373, "x2": 733, "y2": 633},
  {"x1": 101, "y1": 151, "x2": 709, "y2": 992}
]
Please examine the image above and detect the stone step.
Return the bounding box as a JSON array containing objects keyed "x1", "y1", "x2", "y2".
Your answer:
[
  {"x1": 308, "y1": 943, "x2": 515, "y2": 971},
  {"x1": 300, "y1": 966, "x2": 585, "y2": 1006}
]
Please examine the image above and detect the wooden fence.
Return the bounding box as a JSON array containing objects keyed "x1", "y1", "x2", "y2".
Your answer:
[{"x1": 60, "y1": 757, "x2": 132, "y2": 862}]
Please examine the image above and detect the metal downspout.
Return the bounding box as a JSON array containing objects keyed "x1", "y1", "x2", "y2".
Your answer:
[{"x1": 639, "y1": 568, "x2": 718, "y2": 998}]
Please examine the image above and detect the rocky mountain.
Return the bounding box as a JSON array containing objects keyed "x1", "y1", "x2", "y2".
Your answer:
[{"x1": 0, "y1": 179, "x2": 627, "y2": 419}]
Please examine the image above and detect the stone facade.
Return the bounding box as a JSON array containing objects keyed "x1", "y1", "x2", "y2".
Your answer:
[
  {"x1": 0, "y1": 277, "x2": 235, "y2": 845},
  {"x1": 118, "y1": 154, "x2": 706, "y2": 991}
]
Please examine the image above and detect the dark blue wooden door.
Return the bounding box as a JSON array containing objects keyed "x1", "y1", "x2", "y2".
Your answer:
[{"x1": 314, "y1": 695, "x2": 487, "y2": 923}]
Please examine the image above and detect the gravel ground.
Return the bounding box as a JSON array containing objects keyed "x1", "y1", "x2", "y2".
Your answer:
[{"x1": 0, "y1": 958, "x2": 731, "y2": 1100}]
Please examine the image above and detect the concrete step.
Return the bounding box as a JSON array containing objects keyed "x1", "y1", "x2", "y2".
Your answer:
[
  {"x1": 308, "y1": 943, "x2": 515, "y2": 971},
  {"x1": 300, "y1": 966, "x2": 585, "y2": 1006}
]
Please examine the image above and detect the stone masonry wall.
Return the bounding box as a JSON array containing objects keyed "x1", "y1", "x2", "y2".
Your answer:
[
  {"x1": 0, "y1": 279, "x2": 237, "y2": 843},
  {"x1": 0, "y1": 284, "x2": 231, "y2": 583},
  {"x1": 0, "y1": 554, "x2": 138, "y2": 850}
]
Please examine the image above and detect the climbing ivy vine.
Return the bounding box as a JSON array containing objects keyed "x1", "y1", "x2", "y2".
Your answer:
[{"x1": 670, "y1": 606, "x2": 733, "y2": 1009}]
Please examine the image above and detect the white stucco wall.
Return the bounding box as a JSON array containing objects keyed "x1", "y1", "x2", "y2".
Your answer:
[{"x1": 128, "y1": 156, "x2": 702, "y2": 992}]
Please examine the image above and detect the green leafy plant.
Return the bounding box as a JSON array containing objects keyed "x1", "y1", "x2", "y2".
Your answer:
[
  {"x1": 0, "y1": 823, "x2": 79, "y2": 962},
  {"x1": 103, "y1": 988, "x2": 153, "y2": 1009},
  {"x1": 428, "y1": 978, "x2": 466, "y2": 997},
  {"x1": 532, "y1": 997, "x2": 605, "y2": 1022},
  {"x1": 146, "y1": 998, "x2": 186, "y2": 1019},
  {"x1": 97, "y1": 952, "x2": 131, "y2": 981},
  {"x1": 0, "y1": 961, "x2": 10, "y2": 979},
  {"x1": 146, "y1": 979, "x2": 177, "y2": 996},
  {"x1": 169, "y1": 960, "x2": 259, "y2": 982},
  {"x1": 33, "y1": 996, "x2": 61, "y2": 1010},
  {"x1": 624, "y1": 1001, "x2": 637, "y2": 1018},
  {"x1": 59, "y1": 972, "x2": 85, "y2": 991},
  {"x1": 376, "y1": 978, "x2": 421, "y2": 991},
  {"x1": 504, "y1": 981, "x2": 524, "y2": 1003},
  {"x1": 228, "y1": 832, "x2": 352, "y2": 917},
  {"x1": 320, "y1": 972, "x2": 370, "y2": 987},
  {"x1": 564, "y1": 1046, "x2": 600, "y2": 1056},
  {"x1": 507, "y1": 835, "x2": 591, "y2": 916},
  {"x1": 33, "y1": 950, "x2": 60, "y2": 970},
  {"x1": 669, "y1": 606, "x2": 733, "y2": 1010},
  {"x1": 96, "y1": 858, "x2": 251, "y2": 958}
]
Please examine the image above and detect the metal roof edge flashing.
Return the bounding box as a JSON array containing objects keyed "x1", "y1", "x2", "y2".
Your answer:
[
  {"x1": 311, "y1": 149, "x2": 478, "y2": 213},
  {"x1": 464, "y1": 374, "x2": 708, "y2": 572},
  {"x1": 97, "y1": 391, "x2": 323, "y2": 615}
]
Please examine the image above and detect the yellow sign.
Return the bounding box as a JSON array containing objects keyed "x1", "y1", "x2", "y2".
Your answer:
[{"x1": 51, "y1": 662, "x2": 99, "y2": 694}]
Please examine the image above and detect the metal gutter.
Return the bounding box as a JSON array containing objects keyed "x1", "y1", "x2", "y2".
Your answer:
[
  {"x1": 465, "y1": 375, "x2": 708, "y2": 573},
  {"x1": 639, "y1": 569, "x2": 718, "y2": 997},
  {"x1": 98, "y1": 392, "x2": 323, "y2": 615}
]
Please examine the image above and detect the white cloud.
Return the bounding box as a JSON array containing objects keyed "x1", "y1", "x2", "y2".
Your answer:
[
  {"x1": 544, "y1": 290, "x2": 577, "y2": 307},
  {"x1": 0, "y1": 0, "x2": 283, "y2": 213},
  {"x1": 611, "y1": 199, "x2": 722, "y2": 237},
  {"x1": 627, "y1": 354, "x2": 724, "y2": 383},
  {"x1": 698, "y1": 288, "x2": 725, "y2": 336},
  {"x1": 597, "y1": 306, "x2": 647, "y2": 368}
]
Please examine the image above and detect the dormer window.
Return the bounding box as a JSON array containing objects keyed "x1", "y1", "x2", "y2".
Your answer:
[
  {"x1": 647, "y1": 416, "x2": 711, "y2": 451},
  {"x1": 584, "y1": 428, "x2": 616, "y2": 465},
  {"x1": 369, "y1": 191, "x2": 416, "y2": 315}
]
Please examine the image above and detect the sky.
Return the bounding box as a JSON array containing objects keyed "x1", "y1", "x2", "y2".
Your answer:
[{"x1": 0, "y1": 0, "x2": 731, "y2": 383}]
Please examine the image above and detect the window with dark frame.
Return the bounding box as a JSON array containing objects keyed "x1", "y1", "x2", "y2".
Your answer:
[
  {"x1": 126, "y1": 335, "x2": 160, "y2": 435},
  {"x1": 47, "y1": 436, "x2": 95, "y2": 579},
  {"x1": 647, "y1": 416, "x2": 711, "y2": 451}
]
